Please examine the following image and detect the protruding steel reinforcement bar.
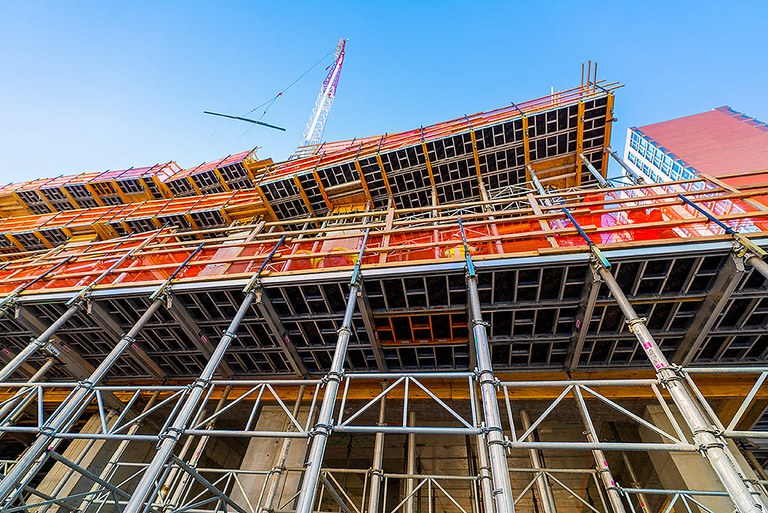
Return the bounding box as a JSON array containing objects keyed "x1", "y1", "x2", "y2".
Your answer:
[
  {"x1": 122, "y1": 234, "x2": 289, "y2": 513},
  {"x1": 0, "y1": 228, "x2": 168, "y2": 382},
  {"x1": 294, "y1": 228, "x2": 370, "y2": 513},
  {"x1": 459, "y1": 217, "x2": 516, "y2": 513},
  {"x1": 562, "y1": 207, "x2": 768, "y2": 513},
  {"x1": 0, "y1": 240, "x2": 203, "y2": 506}
]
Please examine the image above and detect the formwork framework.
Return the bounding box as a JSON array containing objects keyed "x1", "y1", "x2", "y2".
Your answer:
[{"x1": 0, "y1": 82, "x2": 767, "y2": 513}]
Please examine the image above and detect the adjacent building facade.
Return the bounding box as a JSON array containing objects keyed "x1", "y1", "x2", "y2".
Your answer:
[{"x1": 623, "y1": 106, "x2": 768, "y2": 184}]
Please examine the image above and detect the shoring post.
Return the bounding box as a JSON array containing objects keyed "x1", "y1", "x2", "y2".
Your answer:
[
  {"x1": 563, "y1": 208, "x2": 768, "y2": 513},
  {"x1": 262, "y1": 385, "x2": 307, "y2": 513},
  {"x1": 79, "y1": 391, "x2": 162, "y2": 513},
  {"x1": 122, "y1": 234, "x2": 288, "y2": 513},
  {"x1": 458, "y1": 218, "x2": 516, "y2": 513},
  {"x1": 0, "y1": 228, "x2": 167, "y2": 382},
  {"x1": 367, "y1": 382, "x2": 387, "y2": 513},
  {"x1": 678, "y1": 193, "x2": 768, "y2": 281},
  {"x1": 609, "y1": 422, "x2": 652, "y2": 513},
  {"x1": 0, "y1": 241, "x2": 203, "y2": 506},
  {"x1": 578, "y1": 153, "x2": 609, "y2": 187},
  {"x1": 518, "y1": 409, "x2": 557, "y2": 513},
  {"x1": 572, "y1": 387, "x2": 626, "y2": 513},
  {"x1": 605, "y1": 147, "x2": 644, "y2": 185},
  {"x1": 473, "y1": 396, "x2": 496, "y2": 513},
  {"x1": 406, "y1": 410, "x2": 418, "y2": 513},
  {"x1": 294, "y1": 228, "x2": 370, "y2": 513}
]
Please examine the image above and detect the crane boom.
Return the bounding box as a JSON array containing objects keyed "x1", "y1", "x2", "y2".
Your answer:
[{"x1": 297, "y1": 38, "x2": 346, "y2": 155}]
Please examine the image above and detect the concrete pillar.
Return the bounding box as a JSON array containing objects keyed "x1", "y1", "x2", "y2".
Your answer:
[
  {"x1": 230, "y1": 405, "x2": 310, "y2": 511},
  {"x1": 642, "y1": 404, "x2": 733, "y2": 512},
  {"x1": 34, "y1": 412, "x2": 120, "y2": 513}
]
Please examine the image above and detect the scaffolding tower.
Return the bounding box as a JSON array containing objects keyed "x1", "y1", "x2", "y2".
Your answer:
[{"x1": 0, "y1": 78, "x2": 767, "y2": 513}]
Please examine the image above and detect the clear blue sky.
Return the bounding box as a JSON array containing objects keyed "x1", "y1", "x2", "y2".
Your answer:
[{"x1": 1, "y1": 1, "x2": 766, "y2": 182}]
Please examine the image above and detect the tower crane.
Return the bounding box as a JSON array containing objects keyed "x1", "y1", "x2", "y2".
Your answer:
[
  {"x1": 296, "y1": 38, "x2": 347, "y2": 156},
  {"x1": 204, "y1": 38, "x2": 348, "y2": 157}
]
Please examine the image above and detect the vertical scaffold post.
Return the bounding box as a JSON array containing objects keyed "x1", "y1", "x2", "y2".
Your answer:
[
  {"x1": 459, "y1": 218, "x2": 516, "y2": 513},
  {"x1": 518, "y1": 409, "x2": 557, "y2": 513},
  {"x1": 0, "y1": 228, "x2": 166, "y2": 382},
  {"x1": 123, "y1": 235, "x2": 288, "y2": 513},
  {"x1": 0, "y1": 241, "x2": 204, "y2": 506},
  {"x1": 367, "y1": 383, "x2": 387, "y2": 513},
  {"x1": 262, "y1": 385, "x2": 307, "y2": 513},
  {"x1": 562, "y1": 208, "x2": 768, "y2": 513},
  {"x1": 609, "y1": 422, "x2": 651, "y2": 513},
  {"x1": 572, "y1": 387, "x2": 626, "y2": 513},
  {"x1": 294, "y1": 229, "x2": 370, "y2": 513},
  {"x1": 474, "y1": 397, "x2": 496, "y2": 513}
]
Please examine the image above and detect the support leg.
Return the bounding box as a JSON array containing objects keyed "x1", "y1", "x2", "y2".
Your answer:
[
  {"x1": 368, "y1": 383, "x2": 387, "y2": 513},
  {"x1": 519, "y1": 409, "x2": 557, "y2": 513}
]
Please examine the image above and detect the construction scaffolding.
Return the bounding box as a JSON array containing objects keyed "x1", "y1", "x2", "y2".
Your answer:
[{"x1": 0, "y1": 79, "x2": 767, "y2": 513}]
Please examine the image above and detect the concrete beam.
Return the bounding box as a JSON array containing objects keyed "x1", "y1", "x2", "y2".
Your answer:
[
  {"x1": 166, "y1": 296, "x2": 235, "y2": 378},
  {"x1": 566, "y1": 267, "x2": 601, "y2": 371},
  {"x1": 673, "y1": 253, "x2": 745, "y2": 365},
  {"x1": 13, "y1": 305, "x2": 125, "y2": 411},
  {"x1": 357, "y1": 284, "x2": 387, "y2": 372},
  {"x1": 88, "y1": 301, "x2": 165, "y2": 379},
  {"x1": 255, "y1": 287, "x2": 308, "y2": 376}
]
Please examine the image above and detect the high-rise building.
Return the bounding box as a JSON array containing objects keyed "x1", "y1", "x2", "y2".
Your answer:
[
  {"x1": 623, "y1": 106, "x2": 768, "y2": 185},
  {"x1": 0, "y1": 78, "x2": 768, "y2": 513}
]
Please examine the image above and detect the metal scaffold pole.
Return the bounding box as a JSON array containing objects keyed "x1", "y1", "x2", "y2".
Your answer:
[
  {"x1": 262, "y1": 385, "x2": 307, "y2": 513},
  {"x1": 123, "y1": 235, "x2": 288, "y2": 513},
  {"x1": 572, "y1": 387, "x2": 626, "y2": 513},
  {"x1": 518, "y1": 409, "x2": 557, "y2": 513},
  {"x1": 562, "y1": 208, "x2": 768, "y2": 513},
  {"x1": 0, "y1": 240, "x2": 200, "y2": 505},
  {"x1": 459, "y1": 218, "x2": 516, "y2": 513},
  {"x1": 367, "y1": 383, "x2": 387, "y2": 513},
  {"x1": 474, "y1": 397, "x2": 496, "y2": 513},
  {"x1": 0, "y1": 229, "x2": 165, "y2": 382},
  {"x1": 294, "y1": 229, "x2": 370, "y2": 513},
  {"x1": 609, "y1": 422, "x2": 651, "y2": 513}
]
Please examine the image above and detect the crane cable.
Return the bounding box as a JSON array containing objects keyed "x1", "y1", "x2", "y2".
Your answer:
[{"x1": 236, "y1": 45, "x2": 339, "y2": 138}]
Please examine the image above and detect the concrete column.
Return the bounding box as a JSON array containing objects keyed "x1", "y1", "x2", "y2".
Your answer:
[
  {"x1": 230, "y1": 405, "x2": 311, "y2": 511},
  {"x1": 34, "y1": 412, "x2": 120, "y2": 513},
  {"x1": 642, "y1": 404, "x2": 733, "y2": 512}
]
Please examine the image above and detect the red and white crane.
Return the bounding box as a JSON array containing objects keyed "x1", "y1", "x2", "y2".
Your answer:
[{"x1": 298, "y1": 38, "x2": 347, "y2": 153}]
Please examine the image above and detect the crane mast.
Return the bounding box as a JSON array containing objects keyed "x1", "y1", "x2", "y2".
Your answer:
[{"x1": 297, "y1": 38, "x2": 346, "y2": 156}]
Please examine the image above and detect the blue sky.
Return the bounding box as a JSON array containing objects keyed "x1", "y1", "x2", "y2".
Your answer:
[{"x1": 1, "y1": 1, "x2": 766, "y2": 182}]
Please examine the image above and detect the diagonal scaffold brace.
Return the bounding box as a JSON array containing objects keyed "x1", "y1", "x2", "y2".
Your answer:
[
  {"x1": 678, "y1": 193, "x2": 768, "y2": 279},
  {"x1": 294, "y1": 228, "x2": 370, "y2": 513},
  {"x1": 458, "y1": 218, "x2": 516, "y2": 513},
  {"x1": 122, "y1": 234, "x2": 289, "y2": 513},
  {"x1": 562, "y1": 207, "x2": 768, "y2": 513},
  {"x1": 0, "y1": 227, "x2": 168, "y2": 382},
  {"x1": 0, "y1": 240, "x2": 206, "y2": 506}
]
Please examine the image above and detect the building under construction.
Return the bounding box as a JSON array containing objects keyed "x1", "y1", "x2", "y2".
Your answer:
[{"x1": 1, "y1": 76, "x2": 768, "y2": 513}]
